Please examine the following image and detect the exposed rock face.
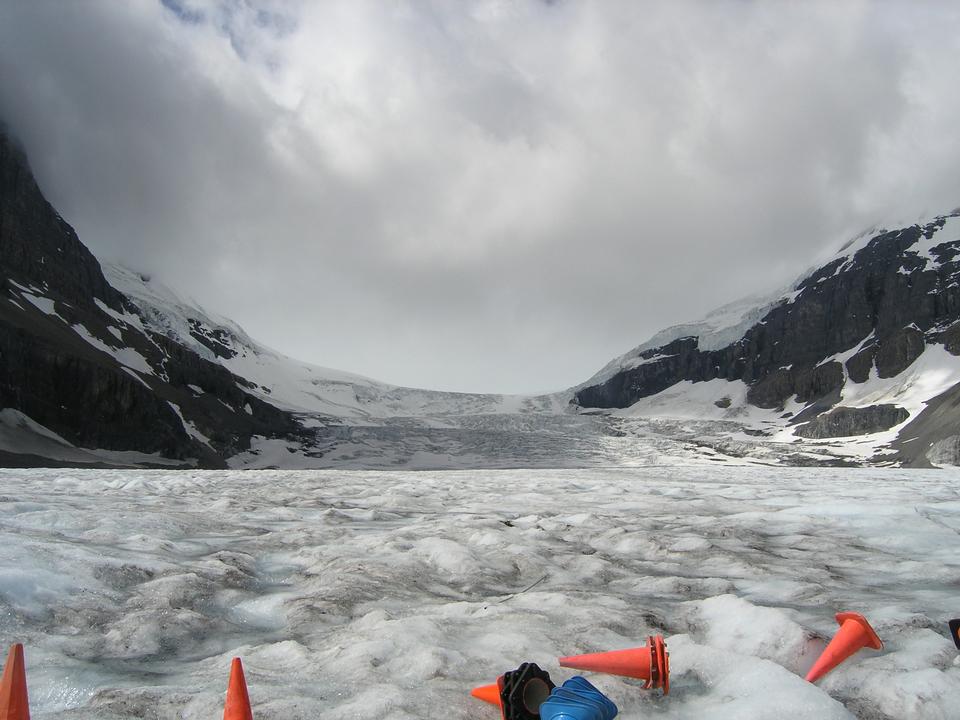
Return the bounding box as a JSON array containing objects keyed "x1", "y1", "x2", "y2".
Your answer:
[
  {"x1": 793, "y1": 404, "x2": 909, "y2": 439},
  {"x1": 0, "y1": 318, "x2": 194, "y2": 459},
  {"x1": 576, "y1": 214, "x2": 960, "y2": 418},
  {"x1": 925, "y1": 435, "x2": 960, "y2": 466},
  {"x1": 885, "y1": 378, "x2": 960, "y2": 468},
  {"x1": 0, "y1": 133, "x2": 124, "y2": 311},
  {"x1": 0, "y1": 129, "x2": 304, "y2": 467}
]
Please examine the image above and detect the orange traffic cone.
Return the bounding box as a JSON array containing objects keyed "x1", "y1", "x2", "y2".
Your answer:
[
  {"x1": 223, "y1": 657, "x2": 253, "y2": 720},
  {"x1": 559, "y1": 635, "x2": 669, "y2": 694},
  {"x1": 806, "y1": 612, "x2": 883, "y2": 683},
  {"x1": 0, "y1": 643, "x2": 30, "y2": 720},
  {"x1": 470, "y1": 681, "x2": 502, "y2": 708}
]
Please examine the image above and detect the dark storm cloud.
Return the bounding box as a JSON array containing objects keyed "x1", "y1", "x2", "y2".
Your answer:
[{"x1": 2, "y1": 1, "x2": 960, "y2": 393}]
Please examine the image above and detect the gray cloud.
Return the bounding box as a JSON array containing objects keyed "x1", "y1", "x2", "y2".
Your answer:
[{"x1": 2, "y1": 0, "x2": 960, "y2": 393}]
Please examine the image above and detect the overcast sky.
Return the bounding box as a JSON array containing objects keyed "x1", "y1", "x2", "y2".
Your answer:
[{"x1": 2, "y1": 1, "x2": 960, "y2": 393}]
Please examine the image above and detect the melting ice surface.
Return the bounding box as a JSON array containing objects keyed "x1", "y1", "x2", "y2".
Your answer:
[{"x1": 0, "y1": 468, "x2": 958, "y2": 719}]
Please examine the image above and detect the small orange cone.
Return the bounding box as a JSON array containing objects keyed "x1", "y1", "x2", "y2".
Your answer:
[
  {"x1": 559, "y1": 635, "x2": 670, "y2": 694},
  {"x1": 470, "y1": 681, "x2": 502, "y2": 708},
  {"x1": 0, "y1": 643, "x2": 30, "y2": 720},
  {"x1": 223, "y1": 657, "x2": 253, "y2": 720},
  {"x1": 806, "y1": 612, "x2": 883, "y2": 683}
]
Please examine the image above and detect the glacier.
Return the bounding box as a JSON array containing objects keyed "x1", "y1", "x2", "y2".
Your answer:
[{"x1": 1, "y1": 467, "x2": 958, "y2": 719}]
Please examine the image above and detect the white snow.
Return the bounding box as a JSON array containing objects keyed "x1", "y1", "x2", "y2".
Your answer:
[
  {"x1": 817, "y1": 332, "x2": 875, "y2": 369},
  {"x1": 776, "y1": 344, "x2": 960, "y2": 459},
  {"x1": 166, "y1": 401, "x2": 212, "y2": 447},
  {"x1": 0, "y1": 467, "x2": 957, "y2": 719},
  {"x1": 20, "y1": 293, "x2": 59, "y2": 317},
  {"x1": 94, "y1": 298, "x2": 144, "y2": 332},
  {"x1": 838, "y1": 344, "x2": 960, "y2": 416},
  {"x1": 614, "y1": 379, "x2": 755, "y2": 421},
  {"x1": 7, "y1": 279, "x2": 41, "y2": 294},
  {"x1": 908, "y1": 214, "x2": 960, "y2": 269},
  {"x1": 617, "y1": 353, "x2": 675, "y2": 373},
  {"x1": 121, "y1": 367, "x2": 152, "y2": 389},
  {"x1": 70, "y1": 323, "x2": 154, "y2": 375}
]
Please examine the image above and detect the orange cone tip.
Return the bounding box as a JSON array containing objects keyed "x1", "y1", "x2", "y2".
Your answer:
[
  {"x1": 0, "y1": 643, "x2": 30, "y2": 720},
  {"x1": 559, "y1": 635, "x2": 670, "y2": 694},
  {"x1": 470, "y1": 681, "x2": 503, "y2": 708},
  {"x1": 223, "y1": 657, "x2": 253, "y2": 720},
  {"x1": 806, "y1": 612, "x2": 883, "y2": 683}
]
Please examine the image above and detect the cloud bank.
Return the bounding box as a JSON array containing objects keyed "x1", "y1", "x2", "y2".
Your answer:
[{"x1": 2, "y1": 0, "x2": 960, "y2": 392}]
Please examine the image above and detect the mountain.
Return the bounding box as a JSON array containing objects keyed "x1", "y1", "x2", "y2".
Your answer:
[
  {"x1": 5, "y1": 123, "x2": 960, "y2": 469},
  {"x1": 0, "y1": 128, "x2": 562, "y2": 469},
  {"x1": 573, "y1": 211, "x2": 960, "y2": 466},
  {"x1": 0, "y1": 131, "x2": 311, "y2": 468}
]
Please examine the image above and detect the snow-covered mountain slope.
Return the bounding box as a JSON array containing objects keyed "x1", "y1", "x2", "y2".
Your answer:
[
  {"x1": 3, "y1": 467, "x2": 958, "y2": 719},
  {"x1": 105, "y1": 264, "x2": 562, "y2": 421},
  {"x1": 2, "y1": 255, "x2": 571, "y2": 469},
  {"x1": 575, "y1": 211, "x2": 960, "y2": 467},
  {"x1": 583, "y1": 290, "x2": 790, "y2": 388},
  {"x1": 4, "y1": 127, "x2": 579, "y2": 470},
  {"x1": 580, "y1": 223, "x2": 912, "y2": 391},
  {"x1": 0, "y1": 129, "x2": 316, "y2": 468},
  {"x1": 587, "y1": 215, "x2": 960, "y2": 388}
]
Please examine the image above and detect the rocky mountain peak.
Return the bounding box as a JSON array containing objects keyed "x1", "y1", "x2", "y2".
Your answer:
[
  {"x1": 574, "y1": 211, "x2": 960, "y2": 465},
  {"x1": 0, "y1": 130, "x2": 124, "y2": 312}
]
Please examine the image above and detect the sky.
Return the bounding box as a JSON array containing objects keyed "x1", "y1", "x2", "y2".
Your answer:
[{"x1": 2, "y1": 1, "x2": 960, "y2": 394}]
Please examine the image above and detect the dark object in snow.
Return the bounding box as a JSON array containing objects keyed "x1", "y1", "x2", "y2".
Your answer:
[
  {"x1": 470, "y1": 662, "x2": 555, "y2": 718},
  {"x1": 950, "y1": 619, "x2": 960, "y2": 650},
  {"x1": 498, "y1": 662, "x2": 556, "y2": 720}
]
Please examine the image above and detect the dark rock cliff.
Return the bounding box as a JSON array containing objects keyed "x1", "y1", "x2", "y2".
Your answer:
[
  {"x1": 793, "y1": 404, "x2": 909, "y2": 439},
  {"x1": 576, "y1": 216, "x2": 960, "y2": 415},
  {"x1": 0, "y1": 134, "x2": 125, "y2": 312},
  {"x1": 0, "y1": 130, "x2": 303, "y2": 467}
]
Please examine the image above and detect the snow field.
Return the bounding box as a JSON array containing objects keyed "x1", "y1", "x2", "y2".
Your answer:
[{"x1": 0, "y1": 467, "x2": 958, "y2": 719}]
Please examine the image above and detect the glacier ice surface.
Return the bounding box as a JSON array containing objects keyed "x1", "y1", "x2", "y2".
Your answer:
[{"x1": 0, "y1": 466, "x2": 958, "y2": 719}]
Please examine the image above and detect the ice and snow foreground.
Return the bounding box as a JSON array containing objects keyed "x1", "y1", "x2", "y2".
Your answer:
[{"x1": 1, "y1": 467, "x2": 958, "y2": 719}]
